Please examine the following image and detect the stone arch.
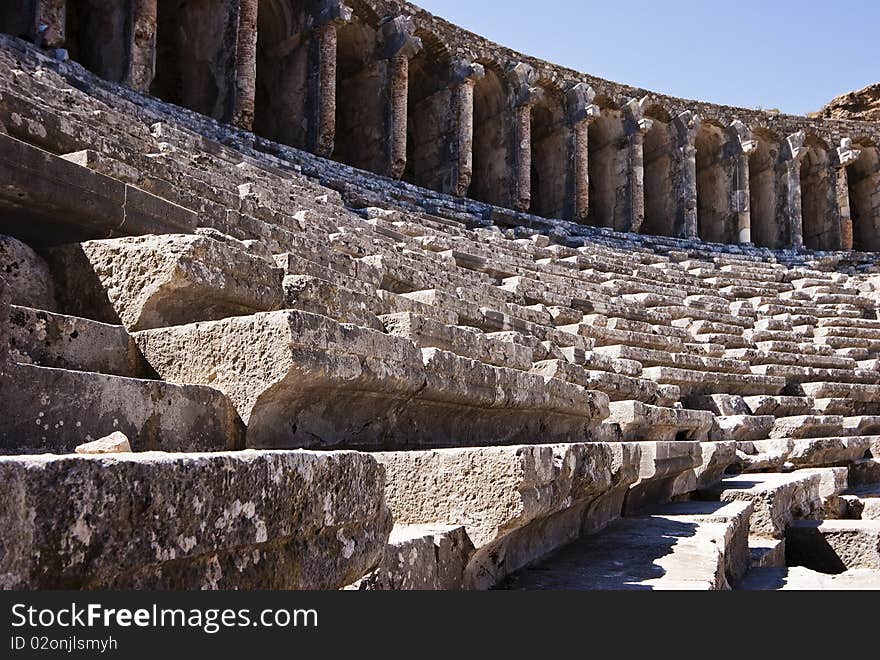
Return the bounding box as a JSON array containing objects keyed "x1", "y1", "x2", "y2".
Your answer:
[
  {"x1": 641, "y1": 104, "x2": 676, "y2": 237},
  {"x1": 253, "y1": 0, "x2": 314, "y2": 149},
  {"x1": 696, "y1": 120, "x2": 735, "y2": 244},
  {"x1": 800, "y1": 134, "x2": 837, "y2": 250},
  {"x1": 66, "y1": 1, "x2": 130, "y2": 83},
  {"x1": 151, "y1": 0, "x2": 239, "y2": 120},
  {"x1": 0, "y1": 1, "x2": 35, "y2": 41},
  {"x1": 333, "y1": 11, "x2": 382, "y2": 171},
  {"x1": 403, "y1": 29, "x2": 453, "y2": 191},
  {"x1": 848, "y1": 142, "x2": 880, "y2": 251},
  {"x1": 470, "y1": 61, "x2": 512, "y2": 206},
  {"x1": 749, "y1": 127, "x2": 784, "y2": 249},
  {"x1": 529, "y1": 81, "x2": 567, "y2": 218},
  {"x1": 587, "y1": 97, "x2": 627, "y2": 230}
]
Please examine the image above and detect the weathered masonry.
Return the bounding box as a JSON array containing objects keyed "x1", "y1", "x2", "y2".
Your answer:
[{"x1": 3, "y1": 0, "x2": 878, "y2": 252}]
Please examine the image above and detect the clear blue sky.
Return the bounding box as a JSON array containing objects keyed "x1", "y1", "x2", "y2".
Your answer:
[{"x1": 416, "y1": 0, "x2": 878, "y2": 116}]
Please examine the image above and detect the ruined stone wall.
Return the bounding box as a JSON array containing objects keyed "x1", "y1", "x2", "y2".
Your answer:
[{"x1": 2, "y1": 0, "x2": 879, "y2": 253}]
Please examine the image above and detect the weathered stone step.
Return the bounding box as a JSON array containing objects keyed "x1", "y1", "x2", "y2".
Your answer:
[
  {"x1": 608, "y1": 401, "x2": 713, "y2": 442},
  {"x1": 735, "y1": 436, "x2": 875, "y2": 473},
  {"x1": 787, "y1": 519, "x2": 880, "y2": 572},
  {"x1": 0, "y1": 451, "x2": 390, "y2": 589},
  {"x1": 0, "y1": 361, "x2": 244, "y2": 455},
  {"x1": 532, "y1": 359, "x2": 662, "y2": 404},
  {"x1": 502, "y1": 500, "x2": 753, "y2": 591},
  {"x1": 374, "y1": 443, "x2": 643, "y2": 589},
  {"x1": 7, "y1": 305, "x2": 149, "y2": 378},
  {"x1": 704, "y1": 472, "x2": 826, "y2": 539},
  {"x1": 728, "y1": 348, "x2": 855, "y2": 370},
  {"x1": 642, "y1": 366, "x2": 786, "y2": 397},
  {"x1": 840, "y1": 484, "x2": 880, "y2": 521},
  {"x1": 48, "y1": 234, "x2": 284, "y2": 331},
  {"x1": 596, "y1": 344, "x2": 750, "y2": 373},
  {"x1": 284, "y1": 275, "x2": 383, "y2": 330},
  {"x1": 750, "y1": 538, "x2": 786, "y2": 569},
  {"x1": 135, "y1": 311, "x2": 610, "y2": 450},
  {"x1": 739, "y1": 566, "x2": 880, "y2": 590}
]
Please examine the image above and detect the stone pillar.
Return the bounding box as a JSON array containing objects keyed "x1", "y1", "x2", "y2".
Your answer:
[
  {"x1": 513, "y1": 101, "x2": 534, "y2": 212},
  {"x1": 783, "y1": 131, "x2": 808, "y2": 249},
  {"x1": 625, "y1": 97, "x2": 653, "y2": 234},
  {"x1": 34, "y1": 0, "x2": 65, "y2": 49},
  {"x1": 380, "y1": 16, "x2": 422, "y2": 180},
  {"x1": 125, "y1": 0, "x2": 158, "y2": 92},
  {"x1": 232, "y1": 0, "x2": 259, "y2": 130},
  {"x1": 388, "y1": 53, "x2": 409, "y2": 180},
  {"x1": 313, "y1": 2, "x2": 353, "y2": 157},
  {"x1": 508, "y1": 62, "x2": 539, "y2": 212},
  {"x1": 673, "y1": 111, "x2": 701, "y2": 240},
  {"x1": 314, "y1": 23, "x2": 338, "y2": 157},
  {"x1": 835, "y1": 138, "x2": 861, "y2": 251},
  {"x1": 730, "y1": 120, "x2": 758, "y2": 245},
  {"x1": 451, "y1": 62, "x2": 484, "y2": 197},
  {"x1": 566, "y1": 83, "x2": 600, "y2": 222}
]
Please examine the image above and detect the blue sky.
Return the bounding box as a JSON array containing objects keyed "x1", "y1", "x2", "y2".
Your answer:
[{"x1": 415, "y1": 0, "x2": 878, "y2": 116}]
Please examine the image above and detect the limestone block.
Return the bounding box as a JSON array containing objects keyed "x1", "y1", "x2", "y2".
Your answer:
[
  {"x1": 694, "y1": 441, "x2": 737, "y2": 488},
  {"x1": 48, "y1": 234, "x2": 284, "y2": 331},
  {"x1": 0, "y1": 235, "x2": 56, "y2": 310},
  {"x1": 642, "y1": 366, "x2": 786, "y2": 397},
  {"x1": 769, "y1": 415, "x2": 844, "y2": 439},
  {"x1": 374, "y1": 443, "x2": 642, "y2": 589},
  {"x1": 714, "y1": 472, "x2": 824, "y2": 539},
  {"x1": 134, "y1": 311, "x2": 609, "y2": 450},
  {"x1": 348, "y1": 525, "x2": 474, "y2": 591},
  {"x1": 711, "y1": 415, "x2": 776, "y2": 442},
  {"x1": 284, "y1": 275, "x2": 383, "y2": 330},
  {"x1": 0, "y1": 134, "x2": 196, "y2": 246},
  {"x1": 609, "y1": 401, "x2": 713, "y2": 442},
  {"x1": 740, "y1": 566, "x2": 880, "y2": 590},
  {"x1": 7, "y1": 306, "x2": 149, "y2": 377},
  {"x1": 787, "y1": 519, "x2": 880, "y2": 573},
  {"x1": 0, "y1": 451, "x2": 391, "y2": 589},
  {"x1": 381, "y1": 311, "x2": 533, "y2": 370},
  {"x1": 625, "y1": 441, "x2": 703, "y2": 513},
  {"x1": 75, "y1": 432, "x2": 132, "y2": 454},
  {"x1": 0, "y1": 362, "x2": 244, "y2": 455},
  {"x1": 532, "y1": 359, "x2": 660, "y2": 403}
]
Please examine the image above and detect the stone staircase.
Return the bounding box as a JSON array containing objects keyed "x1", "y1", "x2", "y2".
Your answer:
[{"x1": 0, "y1": 35, "x2": 879, "y2": 591}]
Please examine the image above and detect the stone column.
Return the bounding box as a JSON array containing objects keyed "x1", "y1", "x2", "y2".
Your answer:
[
  {"x1": 380, "y1": 16, "x2": 422, "y2": 180},
  {"x1": 314, "y1": 23, "x2": 338, "y2": 157},
  {"x1": 125, "y1": 0, "x2": 157, "y2": 92},
  {"x1": 625, "y1": 97, "x2": 653, "y2": 234},
  {"x1": 508, "y1": 62, "x2": 539, "y2": 212},
  {"x1": 673, "y1": 111, "x2": 700, "y2": 239},
  {"x1": 566, "y1": 83, "x2": 599, "y2": 222},
  {"x1": 232, "y1": 0, "x2": 259, "y2": 130},
  {"x1": 34, "y1": 0, "x2": 65, "y2": 49},
  {"x1": 513, "y1": 101, "x2": 534, "y2": 212},
  {"x1": 313, "y1": 2, "x2": 353, "y2": 157},
  {"x1": 388, "y1": 53, "x2": 409, "y2": 180},
  {"x1": 451, "y1": 62, "x2": 484, "y2": 197},
  {"x1": 835, "y1": 138, "x2": 861, "y2": 251},
  {"x1": 730, "y1": 120, "x2": 758, "y2": 245},
  {"x1": 783, "y1": 131, "x2": 808, "y2": 249}
]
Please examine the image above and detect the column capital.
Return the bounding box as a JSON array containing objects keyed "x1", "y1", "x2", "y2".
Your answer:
[
  {"x1": 507, "y1": 61, "x2": 541, "y2": 108},
  {"x1": 836, "y1": 137, "x2": 861, "y2": 168},
  {"x1": 730, "y1": 119, "x2": 758, "y2": 156},
  {"x1": 566, "y1": 83, "x2": 600, "y2": 125},
  {"x1": 380, "y1": 15, "x2": 422, "y2": 60},
  {"x1": 673, "y1": 110, "x2": 701, "y2": 144},
  {"x1": 625, "y1": 96, "x2": 654, "y2": 135},
  {"x1": 313, "y1": 1, "x2": 353, "y2": 30},
  {"x1": 451, "y1": 60, "x2": 485, "y2": 86},
  {"x1": 784, "y1": 130, "x2": 808, "y2": 162}
]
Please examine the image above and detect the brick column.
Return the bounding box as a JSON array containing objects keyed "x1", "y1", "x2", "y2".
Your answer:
[
  {"x1": 783, "y1": 131, "x2": 808, "y2": 249},
  {"x1": 34, "y1": 0, "x2": 65, "y2": 49},
  {"x1": 451, "y1": 62, "x2": 484, "y2": 197},
  {"x1": 125, "y1": 0, "x2": 157, "y2": 92},
  {"x1": 232, "y1": 0, "x2": 259, "y2": 130},
  {"x1": 673, "y1": 111, "x2": 700, "y2": 239},
  {"x1": 835, "y1": 138, "x2": 861, "y2": 251}
]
